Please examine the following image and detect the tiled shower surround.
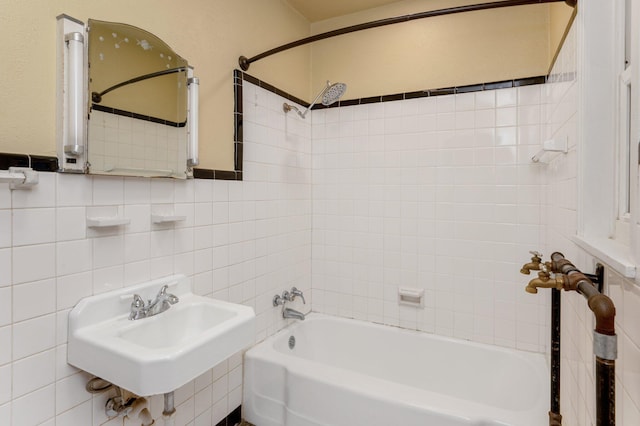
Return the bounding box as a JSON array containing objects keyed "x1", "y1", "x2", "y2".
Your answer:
[
  {"x1": 309, "y1": 82, "x2": 548, "y2": 351},
  {"x1": 2, "y1": 29, "x2": 640, "y2": 426}
]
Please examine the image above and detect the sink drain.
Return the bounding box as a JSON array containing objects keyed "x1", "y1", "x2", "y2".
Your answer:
[{"x1": 288, "y1": 335, "x2": 296, "y2": 349}]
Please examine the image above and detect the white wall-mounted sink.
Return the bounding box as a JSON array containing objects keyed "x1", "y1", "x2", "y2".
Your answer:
[{"x1": 68, "y1": 275, "x2": 255, "y2": 396}]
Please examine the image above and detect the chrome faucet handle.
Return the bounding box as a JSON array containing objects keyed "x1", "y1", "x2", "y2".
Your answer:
[
  {"x1": 290, "y1": 287, "x2": 306, "y2": 304},
  {"x1": 529, "y1": 250, "x2": 543, "y2": 259},
  {"x1": 129, "y1": 294, "x2": 146, "y2": 320},
  {"x1": 282, "y1": 290, "x2": 294, "y2": 302},
  {"x1": 273, "y1": 294, "x2": 286, "y2": 306},
  {"x1": 156, "y1": 284, "x2": 170, "y2": 297},
  {"x1": 157, "y1": 284, "x2": 179, "y2": 304}
]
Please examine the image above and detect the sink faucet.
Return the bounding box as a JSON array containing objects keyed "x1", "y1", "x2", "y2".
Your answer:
[{"x1": 129, "y1": 285, "x2": 179, "y2": 320}]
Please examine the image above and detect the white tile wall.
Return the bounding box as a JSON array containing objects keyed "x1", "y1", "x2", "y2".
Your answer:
[
  {"x1": 311, "y1": 84, "x2": 548, "y2": 351},
  {"x1": 544, "y1": 21, "x2": 640, "y2": 425},
  {"x1": 0, "y1": 82, "x2": 311, "y2": 425}
]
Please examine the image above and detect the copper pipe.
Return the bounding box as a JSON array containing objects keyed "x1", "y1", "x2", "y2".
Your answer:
[
  {"x1": 549, "y1": 411, "x2": 563, "y2": 426},
  {"x1": 554, "y1": 258, "x2": 577, "y2": 273},
  {"x1": 552, "y1": 261, "x2": 616, "y2": 336},
  {"x1": 584, "y1": 287, "x2": 616, "y2": 336},
  {"x1": 550, "y1": 252, "x2": 579, "y2": 275},
  {"x1": 526, "y1": 251, "x2": 615, "y2": 425},
  {"x1": 564, "y1": 270, "x2": 588, "y2": 291}
]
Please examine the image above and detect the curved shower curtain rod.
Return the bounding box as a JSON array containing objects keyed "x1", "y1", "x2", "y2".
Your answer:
[
  {"x1": 91, "y1": 66, "x2": 187, "y2": 104},
  {"x1": 238, "y1": 0, "x2": 576, "y2": 71}
]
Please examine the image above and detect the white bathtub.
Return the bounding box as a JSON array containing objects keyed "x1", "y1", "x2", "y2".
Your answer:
[{"x1": 243, "y1": 314, "x2": 549, "y2": 426}]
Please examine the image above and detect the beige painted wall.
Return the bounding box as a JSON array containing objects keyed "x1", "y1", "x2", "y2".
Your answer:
[
  {"x1": 0, "y1": 0, "x2": 310, "y2": 170},
  {"x1": 310, "y1": 0, "x2": 565, "y2": 99},
  {"x1": 549, "y1": 1, "x2": 575, "y2": 71}
]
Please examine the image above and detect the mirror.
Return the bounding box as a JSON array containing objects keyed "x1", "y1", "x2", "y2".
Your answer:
[{"x1": 87, "y1": 19, "x2": 192, "y2": 178}]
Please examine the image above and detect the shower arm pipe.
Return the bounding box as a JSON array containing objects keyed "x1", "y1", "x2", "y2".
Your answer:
[
  {"x1": 238, "y1": 0, "x2": 574, "y2": 71},
  {"x1": 91, "y1": 66, "x2": 187, "y2": 103},
  {"x1": 294, "y1": 82, "x2": 330, "y2": 118}
]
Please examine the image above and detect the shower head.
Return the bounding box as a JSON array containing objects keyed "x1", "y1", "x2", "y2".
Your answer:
[
  {"x1": 284, "y1": 80, "x2": 347, "y2": 119},
  {"x1": 321, "y1": 82, "x2": 347, "y2": 106}
]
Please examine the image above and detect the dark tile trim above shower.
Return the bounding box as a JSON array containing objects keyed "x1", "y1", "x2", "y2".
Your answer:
[
  {"x1": 309, "y1": 75, "x2": 547, "y2": 109},
  {"x1": 227, "y1": 70, "x2": 546, "y2": 185},
  {"x1": 241, "y1": 73, "x2": 309, "y2": 108}
]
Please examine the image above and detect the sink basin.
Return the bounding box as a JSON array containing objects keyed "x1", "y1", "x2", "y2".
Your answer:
[{"x1": 68, "y1": 275, "x2": 255, "y2": 396}]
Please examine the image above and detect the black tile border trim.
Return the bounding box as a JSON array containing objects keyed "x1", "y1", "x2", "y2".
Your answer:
[
  {"x1": 309, "y1": 75, "x2": 547, "y2": 109},
  {"x1": 241, "y1": 72, "x2": 309, "y2": 108},
  {"x1": 91, "y1": 104, "x2": 187, "y2": 128},
  {"x1": 191, "y1": 69, "x2": 246, "y2": 181},
  {"x1": 1, "y1": 73, "x2": 547, "y2": 176},
  {"x1": 215, "y1": 405, "x2": 242, "y2": 426},
  {"x1": 0, "y1": 153, "x2": 58, "y2": 172}
]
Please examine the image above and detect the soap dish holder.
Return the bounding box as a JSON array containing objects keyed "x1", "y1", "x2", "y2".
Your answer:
[
  {"x1": 86, "y1": 217, "x2": 131, "y2": 228},
  {"x1": 151, "y1": 214, "x2": 187, "y2": 224},
  {"x1": 398, "y1": 287, "x2": 424, "y2": 307}
]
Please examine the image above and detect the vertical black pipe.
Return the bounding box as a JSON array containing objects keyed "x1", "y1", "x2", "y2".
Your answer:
[
  {"x1": 595, "y1": 357, "x2": 616, "y2": 426},
  {"x1": 549, "y1": 288, "x2": 562, "y2": 425}
]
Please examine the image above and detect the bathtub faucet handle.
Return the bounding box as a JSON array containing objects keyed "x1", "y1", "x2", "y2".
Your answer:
[
  {"x1": 273, "y1": 293, "x2": 286, "y2": 306},
  {"x1": 291, "y1": 287, "x2": 306, "y2": 304}
]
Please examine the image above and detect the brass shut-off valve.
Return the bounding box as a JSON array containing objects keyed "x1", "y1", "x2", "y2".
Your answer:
[
  {"x1": 519, "y1": 250, "x2": 552, "y2": 275},
  {"x1": 520, "y1": 250, "x2": 542, "y2": 274},
  {"x1": 520, "y1": 251, "x2": 566, "y2": 293},
  {"x1": 524, "y1": 270, "x2": 565, "y2": 293}
]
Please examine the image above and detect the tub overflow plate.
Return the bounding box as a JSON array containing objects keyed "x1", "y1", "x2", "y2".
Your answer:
[{"x1": 288, "y1": 335, "x2": 296, "y2": 350}]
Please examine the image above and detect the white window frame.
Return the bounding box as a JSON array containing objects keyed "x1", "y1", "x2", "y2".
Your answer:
[
  {"x1": 630, "y1": 0, "x2": 640, "y2": 277},
  {"x1": 615, "y1": 66, "x2": 632, "y2": 247},
  {"x1": 572, "y1": 0, "x2": 637, "y2": 279}
]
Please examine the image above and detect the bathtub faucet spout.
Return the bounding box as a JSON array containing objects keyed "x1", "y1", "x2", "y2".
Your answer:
[{"x1": 283, "y1": 307, "x2": 305, "y2": 320}]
